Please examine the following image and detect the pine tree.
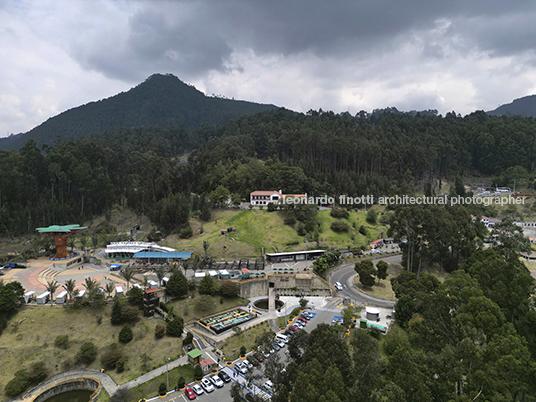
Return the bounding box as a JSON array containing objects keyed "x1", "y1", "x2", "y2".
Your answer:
[
  {"x1": 199, "y1": 274, "x2": 216, "y2": 295},
  {"x1": 110, "y1": 299, "x2": 123, "y2": 325},
  {"x1": 165, "y1": 270, "x2": 188, "y2": 297},
  {"x1": 119, "y1": 324, "x2": 133, "y2": 343}
]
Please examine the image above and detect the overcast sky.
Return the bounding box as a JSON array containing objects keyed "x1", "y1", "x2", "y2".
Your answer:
[{"x1": 2, "y1": 0, "x2": 536, "y2": 137}]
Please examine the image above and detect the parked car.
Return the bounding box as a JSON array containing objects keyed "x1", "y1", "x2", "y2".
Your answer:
[
  {"x1": 264, "y1": 380, "x2": 274, "y2": 392},
  {"x1": 200, "y1": 378, "x2": 214, "y2": 393},
  {"x1": 272, "y1": 343, "x2": 280, "y2": 351},
  {"x1": 218, "y1": 370, "x2": 231, "y2": 383},
  {"x1": 289, "y1": 325, "x2": 300, "y2": 332},
  {"x1": 275, "y1": 339, "x2": 285, "y2": 348},
  {"x1": 243, "y1": 359, "x2": 253, "y2": 370},
  {"x1": 262, "y1": 349, "x2": 271, "y2": 358},
  {"x1": 210, "y1": 375, "x2": 224, "y2": 388},
  {"x1": 253, "y1": 352, "x2": 264, "y2": 363},
  {"x1": 185, "y1": 386, "x2": 197, "y2": 400},
  {"x1": 192, "y1": 383, "x2": 204, "y2": 395},
  {"x1": 235, "y1": 362, "x2": 248, "y2": 374}
]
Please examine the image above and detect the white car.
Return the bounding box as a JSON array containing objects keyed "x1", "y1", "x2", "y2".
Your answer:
[
  {"x1": 235, "y1": 362, "x2": 248, "y2": 374},
  {"x1": 335, "y1": 281, "x2": 343, "y2": 290},
  {"x1": 192, "y1": 383, "x2": 204, "y2": 395},
  {"x1": 264, "y1": 380, "x2": 274, "y2": 392},
  {"x1": 200, "y1": 377, "x2": 215, "y2": 392},
  {"x1": 243, "y1": 359, "x2": 253, "y2": 370},
  {"x1": 210, "y1": 375, "x2": 224, "y2": 388}
]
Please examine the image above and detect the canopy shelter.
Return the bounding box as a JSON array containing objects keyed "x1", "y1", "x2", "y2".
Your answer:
[
  {"x1": 36, "y1": 224, "x2": 87, "y2": 260},
  {"x1": 133, "y1": 251, "x2": 193, "y2": 264}
]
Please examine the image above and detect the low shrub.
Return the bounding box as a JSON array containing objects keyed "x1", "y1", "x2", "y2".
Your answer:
[
  {"x1": 330, "y1": 221, "x2": 350, "y2": 232},
  {"x1": 101, "y1": 346, "x2": 123, "y2": 370},
  {"x1": 155, "y1": 324, "x2": 166, "y2": 339},
  {"x1": 54, "y1": 334, "x2": 69, "y2": 349},
  {"x1": 158, "y1": 382, "x2": 167, "y2": 396},
  {"x1": 183, "y1": 332, "x2": 194, "y2": 345},
  {"x1": 76, "y1": 342, "x2": 98, "y2": 365}
]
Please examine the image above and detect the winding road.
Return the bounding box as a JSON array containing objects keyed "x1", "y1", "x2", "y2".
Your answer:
[{"x1": 328, "y1": 255, "x2": 402, "y2": 308}]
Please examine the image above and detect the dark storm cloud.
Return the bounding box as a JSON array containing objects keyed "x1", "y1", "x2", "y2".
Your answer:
[
  {"x1": 3, "y1": 0, "x2": 536, "y2": 136},
  {"x1": 74, "y1": 0, "x2": 536, "y2": 82}
]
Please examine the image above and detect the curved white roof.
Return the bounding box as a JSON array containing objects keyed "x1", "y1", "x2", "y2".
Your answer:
[
  {"x1": 366, "y1": 307, "x2": 380, "y2": 315},
  {"x1": 105, "y1": 241, "x2": 176, "y2": 254}
]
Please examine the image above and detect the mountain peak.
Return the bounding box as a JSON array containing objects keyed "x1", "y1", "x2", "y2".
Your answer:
[{"x1": 0, "y1": 74, "x2": 277, "y2": 151}]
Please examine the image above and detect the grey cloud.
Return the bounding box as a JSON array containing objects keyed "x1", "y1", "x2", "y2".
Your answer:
[{"x1": 67, "y1": 0, "x2": 536, "y2": 85}]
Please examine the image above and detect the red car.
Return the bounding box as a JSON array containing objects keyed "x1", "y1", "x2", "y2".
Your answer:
[
  {"x1": 185, "y1": 386, "x2": 197, "y2": 400},
  {"x1": 289, "y1": 325, "x2": 300, "y2": 332}
]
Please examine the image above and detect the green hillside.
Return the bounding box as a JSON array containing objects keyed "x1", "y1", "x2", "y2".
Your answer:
[{"x1": 162, "y1": 208, "x2": 388, "y2": 258}]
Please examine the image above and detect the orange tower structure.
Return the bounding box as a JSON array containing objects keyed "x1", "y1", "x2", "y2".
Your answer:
[{"x1": 36, "y1": 224, "x2": 87, "y2": 260}]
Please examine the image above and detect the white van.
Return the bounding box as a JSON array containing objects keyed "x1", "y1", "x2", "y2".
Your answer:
[{"x1": 275, "y1": 333, "x2": 289, "y2": 344}]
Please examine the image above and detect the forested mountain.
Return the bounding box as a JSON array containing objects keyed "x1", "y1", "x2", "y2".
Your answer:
[
  {"x1": 190, "y1": 108, "x2": 536, "y2": 198},
  {"x1": 487, "y1": 94, "x2": 536, "y2": 117},
  {"x1": 0, "y1": 74, "x2": 277, "y2": 151},
  {"x1": 2, "y1": 108, "x2": 536, "y2": 239}
]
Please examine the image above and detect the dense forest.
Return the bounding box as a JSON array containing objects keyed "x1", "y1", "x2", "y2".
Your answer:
[
  {"x1": 1, "y1": 108, "x2": 536, "y2": 238},
  {"x1": 2, "y1": 106, "x2": 536, "y2": 400},
  {"x1": 261, "y1": 252, "x2": 536, "y2": 401}
]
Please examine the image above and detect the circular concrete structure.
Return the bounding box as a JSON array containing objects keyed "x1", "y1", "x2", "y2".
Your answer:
[
  {"x1": 253, "y1": 298, "x2": 284, "y2": 311},
  {"x1": 32, "y1": 377, "x2": 100, "y2": 402}
]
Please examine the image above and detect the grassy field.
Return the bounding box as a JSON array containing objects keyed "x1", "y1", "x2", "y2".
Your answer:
[
  {"x1": 522, "y1": 258, "x2": 536, "y2": 273},
  {"x1": 0, "y1": 303, "x2": 184, "y2": 401},
  {"x1": 126, "y1": 364, "x2": 194, "y2": 401},
  {"x1": 220, "y1": 322, "x2": 274, "y2": 361},
  {"x1": 354, "y1": 262, "x2": 402, "y2": 301},
  {"x1": 316, "y1": 209, "x2": 389, "y2": 249},
  {"x1": 162, "y1": 208, "x2": 389, "y2": 258}
]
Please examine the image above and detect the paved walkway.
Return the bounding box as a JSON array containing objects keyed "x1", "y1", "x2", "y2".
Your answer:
[{"x1": 121, "y1": 354, "x2": 190, "y2": 391}]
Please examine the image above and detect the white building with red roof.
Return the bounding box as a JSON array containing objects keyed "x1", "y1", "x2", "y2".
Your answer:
[
  {"x1": 249, "y1": 190, "x2": 307, "y2": 206},
  {"x1": 250, "y1": 190, "x2": 282, "y2": 205}
]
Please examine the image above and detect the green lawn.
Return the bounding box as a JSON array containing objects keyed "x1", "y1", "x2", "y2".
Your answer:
[
  {"x1": 126, "y1": 364, "x2": 194, "y2": 402},
  {"x1": 162, "y1": 208, "x2": 389, "y2": 257},
  {"x1": 220, "y1": 322, "x2": 274, "y2": 361},
  {"x1": 316, "y1": 209, "x2": 389, "y2": 249}
]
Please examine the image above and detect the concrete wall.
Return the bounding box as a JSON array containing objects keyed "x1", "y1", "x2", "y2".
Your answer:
[
  {"x1": 240, "y1": 274, "x2": 331, "y2": 298},
  {"x1": 33, "y1": 377, "x2": 100, "y2": 402}
]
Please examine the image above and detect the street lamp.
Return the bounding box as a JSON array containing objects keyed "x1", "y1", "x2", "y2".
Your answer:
[
  {"x1": 166, "y1": 358, "x2": 170, "y2": 391},
  {"x1": 231, "y1": 237, "x2": 238, "y2": 261}
]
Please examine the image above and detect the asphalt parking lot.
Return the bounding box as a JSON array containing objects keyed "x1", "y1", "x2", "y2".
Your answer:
[{"x1": 158, "y1": 311, "x2": 330, "y2": 402}]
